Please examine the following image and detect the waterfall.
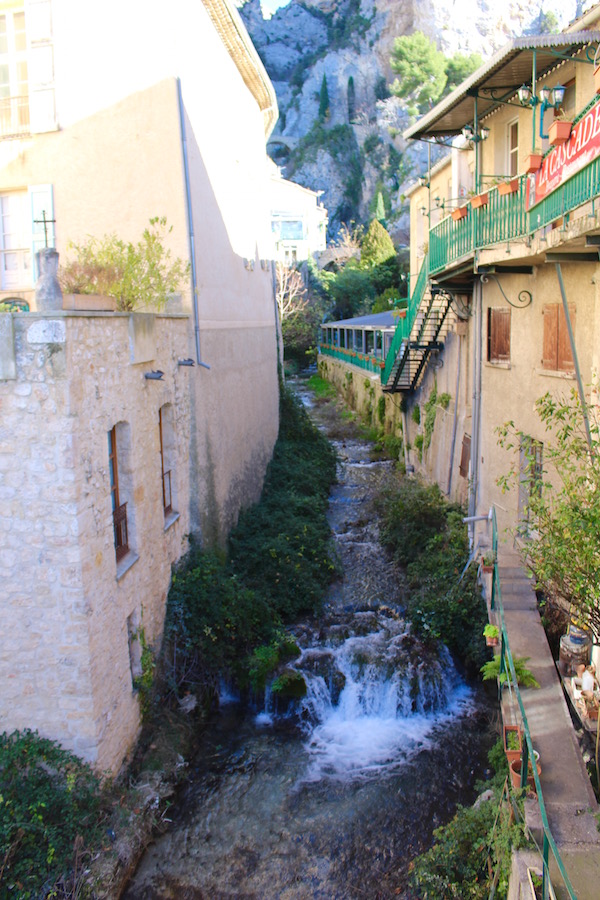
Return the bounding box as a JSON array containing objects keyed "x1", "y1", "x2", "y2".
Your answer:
[{"x1": 265, "y1": 609, "x2": 472, "y2": 783}]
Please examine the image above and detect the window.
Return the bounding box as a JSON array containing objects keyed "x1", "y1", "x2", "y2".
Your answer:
[
  {"x1": 0, "y1": 192, "x2": 30, "y2": 289},
  {"x1": 108, "y1": 426, "x2": 129, "y2": 561},
  {"x1": 507, "y1": 120, "x2": 519, "y2": 177},
  {"x1": 159, "y1": 404, "x2": 178, "y2": 520},
  {"x1": 0, "y1": 9, "x2": 29, "y2": 138},
  {"x1": 542, "y1": 303, "x2": 575, "y2": 372},
  {"x1": 487, "y1": 307, "x2": 511, "y2": 363},
  {"x1": 518, "y1": 436, "x2": 543, "y2": 528}
]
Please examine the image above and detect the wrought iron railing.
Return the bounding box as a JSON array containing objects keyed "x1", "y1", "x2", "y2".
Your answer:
[
  {"x1": 488, "y1": 507, "x2": 576, "y2": 900},
  {"x1": 381, "y1": 254, "x2": 428, "y2": 386}
]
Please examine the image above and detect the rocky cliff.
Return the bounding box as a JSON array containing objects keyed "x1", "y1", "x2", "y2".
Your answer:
[{"x1": 240, "y1": 0, "x2": 587, "y2": 241}]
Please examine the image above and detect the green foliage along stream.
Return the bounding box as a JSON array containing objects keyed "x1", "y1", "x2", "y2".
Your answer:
[{"x1": 164, "y1": 386, "x2": 338, "y2": 698}]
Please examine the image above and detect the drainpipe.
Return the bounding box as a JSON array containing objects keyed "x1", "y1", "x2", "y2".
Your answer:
[
  {"x1": 177, "y1": 78, "x2": 210, "y2": 370},
  {"x1": 468, "y1": 275, "x2": 483, "y2": 544},
  {"x1": 555, "y1": 262, "x2": 595, "y2": 459},
  {"x1": 446, "y1": 328, "x2": 462, "y2": 496}
]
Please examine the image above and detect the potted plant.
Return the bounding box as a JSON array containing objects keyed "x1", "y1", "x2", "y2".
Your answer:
[
  {"x1": 480, "y1": 654, "x2": 540, "y2": 688},
  {"x1": 481, "y1": 552, "x2": 495, "y2": 574},
  {"x1": 503, "y1": 723, "x2": 523, "y2": 765},
  {"x1": 451, "y1": 205, "x2": 468, "y2": 222},
  {"x1": 549, "y1": 116, "x2": 572, "y2": 146},
  {"x1": 483, "y1": 623, "x2": 500, "y2": 647},
  {"x1": 509, "y1": 750, "x2": 541, "y2": 791},
  {"x1": 470, "y1": 191, "x2": 489, "y2": 209},
  {"x1": 498, "y1": 177, "x2": 519, "y2": 196},
  {"x1": 526, "y1": 150, "x2": 544, "y2": 174}
]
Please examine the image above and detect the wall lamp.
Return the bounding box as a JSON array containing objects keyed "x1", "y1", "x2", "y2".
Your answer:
[
  {"x1": 461, "y1": 124, "x2": 490, "y2": 143},
  {"x1": 177, "y1": 358, "x2": 195, "y2": 367},
  {"x1": 518, "y1": 83, "x2": 565, "y2": 139},
  {"x1": 418, "y1": 174, "x2": 430, "y2": 188},
  {"x1": 144, "y1": 370, "x2": 164, "y2": 380}
]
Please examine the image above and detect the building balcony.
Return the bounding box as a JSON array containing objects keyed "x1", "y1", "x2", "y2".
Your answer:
[{"x1": 428, "y1": 93, "x2": 600, "y2": 279}]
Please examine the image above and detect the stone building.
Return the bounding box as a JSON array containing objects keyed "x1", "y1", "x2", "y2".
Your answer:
[{"x1": 0, "y1": 0, "x2": 280, "y2": 771}]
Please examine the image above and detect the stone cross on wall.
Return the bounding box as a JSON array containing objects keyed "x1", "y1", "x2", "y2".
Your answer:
[{"x1": 33, "y1": 210, "x2": 56, "y2": 249}]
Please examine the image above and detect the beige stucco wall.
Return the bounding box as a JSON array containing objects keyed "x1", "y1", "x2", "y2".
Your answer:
[{"x1": 0, "y1": 311, "x2": 191, "y2": 771}]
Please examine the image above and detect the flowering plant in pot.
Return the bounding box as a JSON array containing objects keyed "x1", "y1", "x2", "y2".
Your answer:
[
  {"x1": 483, "y1": 623, "x2": 499, "y2": 647},
  {"x1": 503, "y1": 723, "x2": 522, "y2": 765}
]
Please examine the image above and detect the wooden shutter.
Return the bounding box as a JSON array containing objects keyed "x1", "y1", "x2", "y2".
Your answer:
[
  {"x1": 557, "y1": 304, "x2": 575, "y2": 372},
  {"x1": 488, "y1": 307, "x2": 511, "y2": 362},
  {"x1": 542, "y1": 304, "x2": 558, "y2": 370},
  {"x1": 459, "y1": 433, "x2": 471, "y2": 478}
]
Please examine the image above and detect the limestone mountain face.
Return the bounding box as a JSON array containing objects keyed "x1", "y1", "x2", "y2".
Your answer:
[{"x1": 240, "y1": 0, "x2": 585, "y2": 240}]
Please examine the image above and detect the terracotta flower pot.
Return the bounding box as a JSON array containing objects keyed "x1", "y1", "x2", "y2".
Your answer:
[
  {"x1": 510, "y1": 753, "x2": 541, "y2": 791},
  {"x1": 498, "y1": 178, "x2": 519, "y2": 196},
  {"x1": 451, "y1": 205, "x2": 468, "y2": 222},
  {"x1": 549, "y1": 120, "x2": 572, "y2": 146},
  {"x1": 526, "y1": 154, "x2": 543, "y2": 174},
  {"x1": 470, "y1": 192, "x2": 488, "y2": 209},
  {"x1": 503, "y1": 724, "x2": 522, "y2": 766}
]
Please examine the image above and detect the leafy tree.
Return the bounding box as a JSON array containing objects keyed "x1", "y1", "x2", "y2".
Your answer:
[
  {"x1": 496, "y1": 387, "x2": 600, "y2": 638},
  {"x1": 347, "y1": 75, "x2": 356, "y2": 122},
  {"x1": 326, "y1": 261, "x2": 375, "y2": 320},
  {"x1": 374, "y1": 190, "x2": 386, "y2": 225},
  {"x1": 318, "y1": 74, "x2": 330, "y2": 121},
  {"x1": 445, "y1": 51, "x2": 483, "y2": 94},
  {"x1": 390, "y1": 31, "x2": 447, "y2": 114},
  {"x1": 360, "y1": 219, "x2": 395, "y2": 267}
]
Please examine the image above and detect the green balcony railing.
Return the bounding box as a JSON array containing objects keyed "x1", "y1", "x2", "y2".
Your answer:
[
  {"x1": 488, "y1": 508, "x2": 576, "y2": 900},
  {"x1": 319, "y1": 342, "x2": 385, "y2": 376},
  {"x1": 381, "y1": 253, "x2": 429, "y2": 386},
  {"x1": 429, "y1": 176, "x2": 528, "y2": 276}
]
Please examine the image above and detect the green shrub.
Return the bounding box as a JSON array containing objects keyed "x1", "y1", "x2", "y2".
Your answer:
[
  {"x1": 0, "y1": 730, "x2": 104, "y2": 897},
  {"x1": 164, "y1": 387, "x2": 338, "y2": 693}
]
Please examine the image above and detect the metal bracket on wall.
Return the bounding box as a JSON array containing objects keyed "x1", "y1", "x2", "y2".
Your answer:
[{"x1": 479, "y1": 272, "x2": 532, "y2": 308}]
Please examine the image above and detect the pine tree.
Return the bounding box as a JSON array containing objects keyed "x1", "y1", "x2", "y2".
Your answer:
[
  {"x1": 318, "y1": 74, "x2": 330, "y2": 122},
  {"x1": 374, "y1": 191, "x2": 386, "y2": 226},
  {"x1": 347, "y1": 76, "x2": 356, "y2": 123}
]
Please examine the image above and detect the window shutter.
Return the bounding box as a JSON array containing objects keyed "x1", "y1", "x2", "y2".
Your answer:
[
  {"x1": 29, "y1": 183, "x2": 54, "y2": 280},
  {"x1": 557, "y1": 304, "x2": 575, "y2": 372},
  {"x1": 542, "y1": 304, "x2": 558, "y2": 370},
  {"x1": 459, "y1": 433, "x2": 471, "y2": 478},
  {"x1": 488, "y1": 307, "x2": 511, "y2": 362}
]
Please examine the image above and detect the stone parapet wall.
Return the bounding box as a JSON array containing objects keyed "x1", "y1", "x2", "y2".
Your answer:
[{"x1": 0, "y1": 311, "x2": 191, "y2": 771}]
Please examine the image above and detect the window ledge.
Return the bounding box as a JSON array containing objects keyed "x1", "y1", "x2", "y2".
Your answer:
[
  {"x1": 485, "y1": 361, "x2": 511, "y2": 369},
  {"x1": 536, "y1": 368, "x2": 575, "y2": 379},
  {"x1": 164, "y1": 510, "x2": 180, "y2": 532},
  {"x1": 116, "y1": 551, "x2": 139, "y2": 581}
]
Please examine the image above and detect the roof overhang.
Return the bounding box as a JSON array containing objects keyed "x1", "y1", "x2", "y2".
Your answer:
[
  {"x1": 403, "y1": 31, "x2": 600, "y2": 143},
  {"x1": 202, "y1": 0, "x2": 279, "y2": 138}
]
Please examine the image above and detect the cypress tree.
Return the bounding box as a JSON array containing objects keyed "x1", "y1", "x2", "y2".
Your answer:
[
  {"x1": 318, "y1": 74, "x2": 330, "y2": 121},
  {"x1": 347, "y1": 76, "x2": 356, "y2": 122}
]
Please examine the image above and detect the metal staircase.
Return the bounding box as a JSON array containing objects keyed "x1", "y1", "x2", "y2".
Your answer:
[{"x1": 381, "y1": 256, "x2": 454, "y2": 394}]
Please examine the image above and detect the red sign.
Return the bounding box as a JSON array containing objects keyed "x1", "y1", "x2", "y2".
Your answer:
[{"x1": 526, "y1": 98, "x2": 600, "y2": 210}]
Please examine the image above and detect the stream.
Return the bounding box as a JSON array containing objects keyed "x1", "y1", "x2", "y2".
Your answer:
[{"x1": 124, "y1": 379, "x2": 494, "y2": 899}]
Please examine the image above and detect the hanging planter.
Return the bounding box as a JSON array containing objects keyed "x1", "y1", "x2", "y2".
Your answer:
[
  {"x1": 470, "y1": 192, "x2": 489, "y2": 209},
  {"x1": 548, "y1": 119, "x2": 572, "y2": 146},
  {"x1": 498, "y1": 178, "x2": 519, "y2": 196},
  {"x1": 451, "y1": 205, "x2": 468, "y2": 222},
  {"x1": 526, "y1": 153, "x2": 543, "y2": 174}
]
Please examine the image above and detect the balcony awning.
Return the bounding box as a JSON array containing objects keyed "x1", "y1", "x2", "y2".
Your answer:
[{"x1": 403, "y1": 31, "x2": 600, "y2": 142}]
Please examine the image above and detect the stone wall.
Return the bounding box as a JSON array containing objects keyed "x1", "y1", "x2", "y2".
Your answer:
[{"x1": 0, "y1": 310, "x2": 191, "y2": 771}]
